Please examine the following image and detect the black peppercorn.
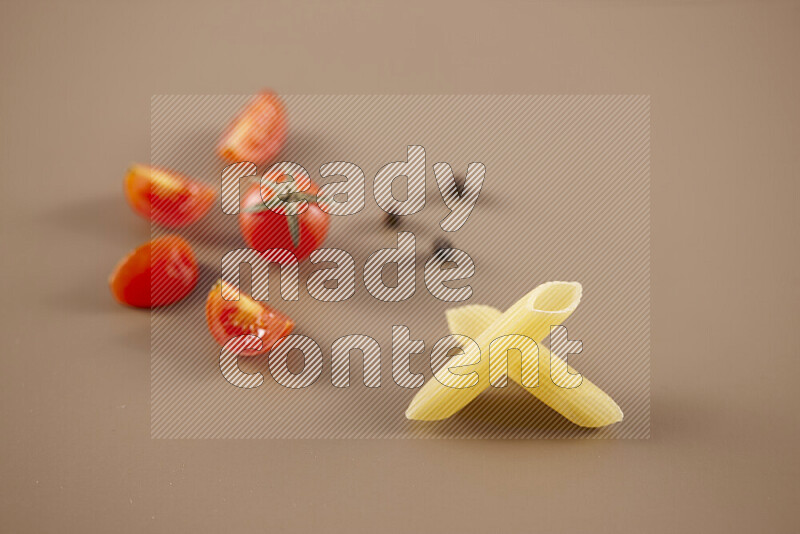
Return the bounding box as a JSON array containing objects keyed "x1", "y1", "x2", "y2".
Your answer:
[
  {"x1": 383, "y1": 212, "x2": 400, "y2": 228},
  {"x1": 432, "y1": 238, "x2": 453, "y2": 261}
]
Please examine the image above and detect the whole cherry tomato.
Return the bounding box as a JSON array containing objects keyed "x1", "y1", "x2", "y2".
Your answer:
[
  {"x1": 238, "y1": 176, "x2": 330, "y2": 262},
  {"x1": 205, "y1": 280, "x2": 294, "y2": 356},
  {"x1": 217, "y1": 90, "x2": 288, "y2": 165},
  {"x1": 109, "y1": 235, "x2": 199, "y2": 308},
  {"x1": 124, "y1": 164, "x2": 216, "y2": 228}
]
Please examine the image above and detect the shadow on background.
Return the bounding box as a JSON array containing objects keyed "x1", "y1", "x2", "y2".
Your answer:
[{"x1": 406, "y1": 384, "x2": 603, "y2": 439}]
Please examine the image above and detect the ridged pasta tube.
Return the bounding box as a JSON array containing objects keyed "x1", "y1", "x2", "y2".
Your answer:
[
  {"x1": 405, "y1": 281, "x2": 588, "y2": 421},
  {"x1": 444, "y1": 302, "x2": 623, "y2": 428}
]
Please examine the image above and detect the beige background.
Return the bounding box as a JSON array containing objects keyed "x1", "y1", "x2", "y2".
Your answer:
[{"x1": 1, "y1": 0, "x2": 798, "y2": 532}]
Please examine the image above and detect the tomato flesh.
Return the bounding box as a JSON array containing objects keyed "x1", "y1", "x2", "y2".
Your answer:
[
  {"x1": 109, "y1": 235, "x2": 199, "y2": 308},
  {"x1": 205, "y1": 280, "x2": 294, "y2": 356},
  {"x1": 217, "y1": 90, "x2": 288, "y2": 165},
  {"x1": 124, "y1": 164, "x2": 216, "y2": 228}
]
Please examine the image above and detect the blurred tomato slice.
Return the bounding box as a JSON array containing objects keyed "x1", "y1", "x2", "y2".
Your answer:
[
  {"x1": 124, "y1": 164, "x2": 216, "y2": 228},
  {"x1": 205, "y1": 280, "x2": 294, "y2": 356},
  {"x1": 109, "y1": 235, "x2": 199, "y2": 308},
  {"x1": 217, "y1": 90, "x2": 288, "y2": 165}
]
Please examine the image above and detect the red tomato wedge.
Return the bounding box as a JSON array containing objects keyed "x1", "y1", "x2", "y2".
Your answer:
[
  {"x1": 109, "y1": 235, "x2": 199, "y2": 308},
  {"x1": 205, "y1": 280, "x2": 294, "y2": 356},
  {"x1": 217, "y1": 90, "x2": 288, "y2": 164},
  {"x1": 124, "y1": 164, "x2": 217, "y2": 228}
]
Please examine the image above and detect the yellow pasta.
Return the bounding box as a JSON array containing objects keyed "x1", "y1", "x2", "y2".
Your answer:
[
  {"x1": 405, "y1": 281, "x2": 585, "y2": 421},
  {"x1": 444, "y1": 302, "x2": 623, "y2": 428},
  {"x1": 445, "y1": 304, "x2": 503, "y2": 339}
]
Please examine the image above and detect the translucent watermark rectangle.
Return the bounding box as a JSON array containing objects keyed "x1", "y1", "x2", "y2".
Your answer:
[{"x1": 150, "y1": 95, "x2": 650, "y2": 439}]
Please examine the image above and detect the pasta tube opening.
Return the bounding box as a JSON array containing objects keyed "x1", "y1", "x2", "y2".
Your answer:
[{"x1": 528, "y1": 281, "x2": 582, "y2": 314}]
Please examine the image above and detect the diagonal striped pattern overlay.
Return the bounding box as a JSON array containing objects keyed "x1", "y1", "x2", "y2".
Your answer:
[{"x1": 150, "y1": 95, "x2": 650, "y2": 439}]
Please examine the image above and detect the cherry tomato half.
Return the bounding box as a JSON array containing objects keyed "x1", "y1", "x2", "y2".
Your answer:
[
  {"x1": 238, "y1": 176, "x2": 330, "y2": 262},
  {"x1": 205, "y1": 280, "x2": 294, "y2": 356},
  {"x1": 217, "y1": 90, "x2": 288, "y2": 165},
  {"x1": 109, "y1": 235, "x2": 199, "y2": 308},
  {"x1": 124, "y1": 164, "x2": 217, "y2": 228}
]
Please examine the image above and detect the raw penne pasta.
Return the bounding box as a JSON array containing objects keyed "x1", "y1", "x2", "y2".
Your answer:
[
  {"x1": 445, "y1": 304, "x2": 502, "y2": 339},
  {"x1": 444, "y1": 303, "x2": 623, "y2": 428},
  {"x1": 405, "y1": 281, "x2": 583, "y2": 421}
]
